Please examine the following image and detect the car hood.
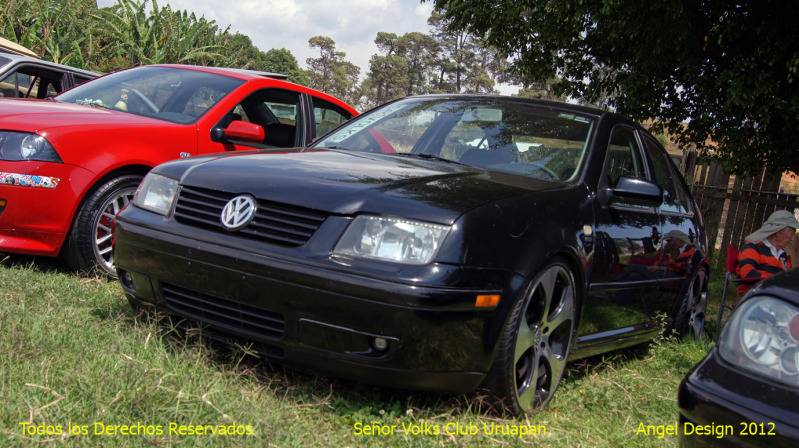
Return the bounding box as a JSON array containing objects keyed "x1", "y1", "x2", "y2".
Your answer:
[
  {"x1": 177, "y1": 149, "x2": 563, "y2": 224},
  {"x1": 0, "y1": 98, "x2": 172, "y2": 132}
]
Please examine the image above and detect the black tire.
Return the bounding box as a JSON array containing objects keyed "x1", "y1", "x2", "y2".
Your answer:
[
  {"x1": 670, "y1": 267, "x2": 709, "y2": 338},
  {"x1": 62, "y1": 174, "x2": 141, "y2": 276},
  {"x1": 483, "y1": 258, "x2": 577, "y2": 416}
]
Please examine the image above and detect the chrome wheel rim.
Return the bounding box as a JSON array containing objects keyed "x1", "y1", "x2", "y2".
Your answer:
[
  {"x1": 93, "y1": 188, "x2": 135, "y2": 274},
  {"x1": 687, "y1": 271, "x2": 708, "y2": 337},
  {"x1": 514, "y1": 264, "x2": 575, "y2": 413}
]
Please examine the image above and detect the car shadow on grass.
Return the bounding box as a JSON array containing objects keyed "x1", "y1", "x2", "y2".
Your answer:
[
  {"x1": 93, "y1": 299, "x2": 481, "y2": 417},
  {"x1": 91, "y1": 296, "x2": 708, "y2": 422}
]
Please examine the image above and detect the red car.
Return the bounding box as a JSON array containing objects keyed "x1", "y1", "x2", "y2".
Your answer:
[{"x1": 0, "y1": 64, "x2": 357, "y2": 274}]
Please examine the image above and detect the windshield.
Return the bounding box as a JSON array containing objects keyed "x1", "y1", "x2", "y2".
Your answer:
[
  {"x1": 314, "y1": 97, "x2": 595, "y2": 182},
  {"x1": 57, "y1": 66, "x2": 243, "y2": 124}
]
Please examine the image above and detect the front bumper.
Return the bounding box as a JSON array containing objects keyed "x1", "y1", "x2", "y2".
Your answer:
[
  {"x1": 0, "y1": 161, "x2": 95, "y2": 256},
  {"x1": 114, "y1": 213, "x2": 524, "y2": 393},
  {"x1": 678, "y1": 349, "x2": 799, "y2": 448}
]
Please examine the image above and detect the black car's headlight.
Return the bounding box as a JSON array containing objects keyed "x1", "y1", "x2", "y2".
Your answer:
[
  {"x1": 132, "y1": 173, "x2": 179, "y2": 216},
  {"x1": 333, "y1": 215, "x2": 451, "y2": 265},
  {"x1": 0, "y1": 132, "x2": 62, "y2": 162},
  {"x1": 719, "y1": 296, "x2": 799, "y2": 386}
]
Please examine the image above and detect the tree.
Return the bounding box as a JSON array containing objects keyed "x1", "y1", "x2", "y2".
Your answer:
[
  {"x1": 361, "y1": 31, "x2": 440, "y2": 108},
  {"x1": 431, "y1": 0, "x2": 799, "y2": 175},
  {"x1": 261, "y1": 48, "x2": 307, "y2": 85},
  {"x1": 0, "y1": 0, "x2": 99, "y2": 68},
  {"x1": 428, "y1": 12, "x2": 500, "y2": 94},
  {"x1": 305, "y1": 36, "x2": 360, "y2": 105}
]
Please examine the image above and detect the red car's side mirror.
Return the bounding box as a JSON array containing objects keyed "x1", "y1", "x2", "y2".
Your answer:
[{"x1": 212, "y1": 120, "x2": 265, "y2": 144}]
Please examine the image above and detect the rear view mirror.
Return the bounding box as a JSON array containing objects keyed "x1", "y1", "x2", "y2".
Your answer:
[
  {"x1": 610, "y1": 176, "x2": 663, "y2": 205},
  {"x1": 462, "y1": 108, "x2": 503, "y2": 122},
  {"x1": 212, "y1": 120, "x2": 265, "y2": 144}
]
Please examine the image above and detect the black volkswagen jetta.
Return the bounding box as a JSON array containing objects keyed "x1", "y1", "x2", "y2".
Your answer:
[
  {"x1": 678, "y1": 269, "x2": 799, "y2": 447},
  {"x1": 114, "y1": 95, "x2": 708, "y2": 415}
]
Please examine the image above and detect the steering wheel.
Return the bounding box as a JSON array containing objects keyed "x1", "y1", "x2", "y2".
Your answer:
[
  {"x1": 122, "y1": 85, "x2": 159, "y2": 114},
  {"x1": 529, "y1": 162, "x2": 559, "y2": 180}
]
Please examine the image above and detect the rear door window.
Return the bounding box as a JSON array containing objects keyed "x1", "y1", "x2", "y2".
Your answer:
[
  {"x1": 311, "y1": 97, "x2": 351, "y2": 138},
  {"x1": 641, "y1": 134, "x2": 689, "y2": 214}
]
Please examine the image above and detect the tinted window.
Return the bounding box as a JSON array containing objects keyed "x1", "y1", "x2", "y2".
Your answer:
[
  {"x1": 315, "y1": 98, "x2": 595, "y2": 182},
  {"x1": 57, "y1": 67, "x2": 243, "y2": 124},
  {"x1": 642, "y1": 135, "x2": 687, "y2": 213},
  {"x1": 312, "y1": 97, "x2": 350, "y2": 137},
  {"x1": 0, "y1": 71, "x2": 39, "y2": 98},
  {"x1": 604, "y1": 126, "x2": 645, "y2": 187},
  {"x1": 73, "y1": 74, "x2": 92, "y2": 86}
]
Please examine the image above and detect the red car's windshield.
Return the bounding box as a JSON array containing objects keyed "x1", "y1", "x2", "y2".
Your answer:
[{"x1": 57, "y1": 66, "x2": 243, "y2": 124}]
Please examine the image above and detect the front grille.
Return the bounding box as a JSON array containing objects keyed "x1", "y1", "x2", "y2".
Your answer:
[
  {"x1": 174, "y1": 185, "x2": 327, "y2": 247},
  {"x1": 162, "y1": 284, "x2": 284, "y2": 339}
]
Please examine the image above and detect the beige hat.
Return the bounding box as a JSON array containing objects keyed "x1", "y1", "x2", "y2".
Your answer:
[{"x1": 745, "y1": 210, "x2": 799, "y2": 243}]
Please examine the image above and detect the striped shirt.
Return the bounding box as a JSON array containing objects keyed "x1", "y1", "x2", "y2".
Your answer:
[{"x1": 736, "y1": 240, "x2": 792, "y2": 295}]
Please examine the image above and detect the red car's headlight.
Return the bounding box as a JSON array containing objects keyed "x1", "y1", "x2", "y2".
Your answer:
[{"x1": 0, "y1": 132, "x2": 62, "y2": 162}]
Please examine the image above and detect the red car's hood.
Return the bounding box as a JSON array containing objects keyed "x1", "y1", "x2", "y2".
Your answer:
[{"x1": 0, "y1": 98, "x2": 172, "y2": 132}]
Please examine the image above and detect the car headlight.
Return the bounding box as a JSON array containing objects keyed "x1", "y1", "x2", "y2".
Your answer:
[
  {"x1": 333, "y1": 215, "x2": 451, "y2": 265},
  {"x1": 0, "y1": 132, "x2": 62, "y2": 162},
  {"x1": 132, "y1": 173, "x2": 179, "y2": 216},
  {"x1": 719, "y1": 296, "x2": 799, "y2": 386}
]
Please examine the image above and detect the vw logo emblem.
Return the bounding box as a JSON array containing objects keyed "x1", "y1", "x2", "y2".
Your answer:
[{"x1": 220, "y1": 195, "x2": 257, "y2": 230}]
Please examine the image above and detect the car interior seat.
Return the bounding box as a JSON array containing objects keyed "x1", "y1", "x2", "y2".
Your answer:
[{"x1": 264, "y1": 123, "x2": 296, "y2": 147}]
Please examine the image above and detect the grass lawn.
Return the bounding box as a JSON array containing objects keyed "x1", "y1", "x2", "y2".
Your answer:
[{"x1": 0, "y1": 257, "x2": 731, "y2": 447}]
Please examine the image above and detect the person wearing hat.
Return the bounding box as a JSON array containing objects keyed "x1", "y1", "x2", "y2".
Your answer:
[{"x1": 736, "y1": 210, "x2": 799, "y2": 295}]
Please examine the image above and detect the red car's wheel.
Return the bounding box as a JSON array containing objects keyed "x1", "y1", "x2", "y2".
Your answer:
[{"x1": 62, "y1": 174, "x2": 141, "y2": 276}]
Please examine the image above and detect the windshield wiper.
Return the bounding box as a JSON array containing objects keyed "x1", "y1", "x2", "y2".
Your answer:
[{"x1": 394, "y1": 153, "x2": 467, "y2": 166}]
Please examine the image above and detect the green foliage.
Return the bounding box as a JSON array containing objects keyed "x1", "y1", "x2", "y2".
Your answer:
[
  {"x1": 428, "y1": 11, "x2": 500, "y2": 94},
  {"x1": 0, "y1": 0, "x2": 305, "y2": 85},
  {"x1": 432, "y1": 0, "x2": 799, "y2": 175},
  {"x1": 0, "y1": 260, "x2": 716, "y2": 447},
  {"x1": 0, "y1": 0, "x2": 99, "y2": 68},
  {"x1": 97, "y1": 0, "x2": 224, "y2": 69}
]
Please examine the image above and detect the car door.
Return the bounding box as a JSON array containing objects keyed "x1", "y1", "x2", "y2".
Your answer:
[
  {"x1": 639, "y1": 132, "x2": 698, "y2": 314},
  {"x1": 584, "y1": 124, "x2": 663, "y2": 339},
  {"x1": 200, "y1": 88, "x2": 306, "y2": 153}
]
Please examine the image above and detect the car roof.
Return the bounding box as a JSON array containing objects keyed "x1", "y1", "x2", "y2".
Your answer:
[
  {"x1": 153, "y1": 64, "x2": 287, "y2": 81},
  {"x1": 150, "y1": 64, "x2": 357, "y2": 114},
  {"x1": 0, "y1": 51, "x2": 100, "y2": 77},
  {"x1": 403, "y1": 93, "x2": 607, "y2": 117}
]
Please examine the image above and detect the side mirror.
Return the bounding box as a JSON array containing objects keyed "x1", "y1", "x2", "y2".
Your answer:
[
  {"x1": 211, "y1": 120, "x2": 265, "y2": 144},
  {"x1": 606, "y1": 176, "x2": 663, "y2": 205}
]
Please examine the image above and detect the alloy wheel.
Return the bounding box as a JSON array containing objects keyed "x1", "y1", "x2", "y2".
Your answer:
[
  {"x1": 513, "y1": 264, "x2": 575, "y2": 413},
  {"x1": 93, "y1": 188, "x2": 135, "y2": 275},
  {"x1": 687, "y1": 272, "x2": 708, "y2": 337}
]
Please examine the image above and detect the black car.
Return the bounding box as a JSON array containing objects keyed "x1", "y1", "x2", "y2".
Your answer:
[
  {"x1": 678, "y1": 269, "x2": 799, "y2": 447},
  {"x1": 114, "y1": 95, "x2": 708, "y2": 415}
]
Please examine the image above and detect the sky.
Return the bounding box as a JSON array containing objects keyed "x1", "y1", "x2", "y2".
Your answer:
[{"x1": 96, "y1": 0, "x2": 518, "y2": 95}]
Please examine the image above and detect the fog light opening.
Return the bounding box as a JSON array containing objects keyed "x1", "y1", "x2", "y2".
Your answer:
[
  {"x1": 119, "y1": 269, "x2": 134, "y2": 291},
  {"x1": 373, "y1": 337, "x2": 388, "y2": 352}
]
